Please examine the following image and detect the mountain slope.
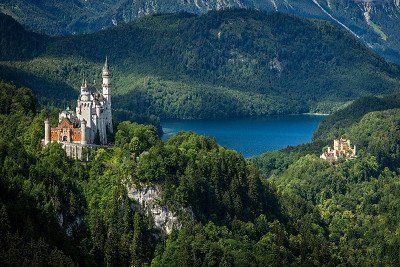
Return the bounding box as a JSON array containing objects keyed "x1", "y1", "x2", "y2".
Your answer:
[
  {"x1": 313, "y1": 92, "x2": 400, "y2": 141},
  {"x1": 1, "y1": 10, "x2": 400, "y2": 119},
  {"x1": 1, "y1": 0, "x2": 400, "y2": 63},
  {"x1": 0, "y1": 12, "x2": 47, "y2": 60},
  {"x1": 262, "y1": 106, "x2": 400, "y2": 265},
  {"x1": 4, "y1": 71, "x2": 400, "y2": 266}
]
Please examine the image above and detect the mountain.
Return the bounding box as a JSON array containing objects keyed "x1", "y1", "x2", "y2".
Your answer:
[
  {"x1": 1, "y1": 0, "x2": 400, "y2": 63},
  {"x1": 0, "y1": 10, "x2": 47, "y2": 60},
  {"x1": 1, "y1": 10, "x2": 400, "y2": 119}
]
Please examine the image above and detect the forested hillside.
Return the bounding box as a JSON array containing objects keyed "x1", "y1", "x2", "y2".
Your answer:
[
  {"x1": 313, "y1": 93, "x2": 400, "y2": 141},
  {"x1": 1, "y1": 10, "x2": 400, "y2": 119},
  {"x1": 0, "y1": 12, "x2": 47, "y2": 60},
  {"x1": 2, "y1": 0, "x2": 400, "y2": 64},
  {"x1": 0, "y1": 82, "x2": 315, "y2": 265},
  {"x1": 3, "y1": 2, "x2": 400, "y2": 266},
  {"x1": 249, "y1": 93, "x2": 400, "y2": 265},
  {"x1": 3, "y1": 74, "x2": 400, "y2": 265}
]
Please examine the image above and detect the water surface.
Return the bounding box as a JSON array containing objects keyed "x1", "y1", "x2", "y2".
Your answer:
[{"x1": 162, "y1": 115, "x2": 324, "y2": 158}]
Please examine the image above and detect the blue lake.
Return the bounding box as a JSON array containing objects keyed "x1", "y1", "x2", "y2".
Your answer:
[{"x1": 161, "y1": 115, "x2": 325, "y2": 158}]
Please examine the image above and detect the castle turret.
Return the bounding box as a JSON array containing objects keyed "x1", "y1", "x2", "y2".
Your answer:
[
  {"x1": 81, "y1": 119, "x2": 87, "y2": 145},
  {"x1": 102, "y1": 57, "x2": 113, "y2": 133},
  {"x1": 334, "y1": 139, "x2": 339, "y2": 150},
  {"x1": 43, "y1": 62, "x2": 116, "y2": 160},
  {"x1": 44, "y1": 119, "x2": 51, "y2": 145},
  {"x1": 80, "y1": 79, "x2": 90, "y2": 101},
  {"x1": 102, "y1": 57, "x2": 110, "y2": 99}
]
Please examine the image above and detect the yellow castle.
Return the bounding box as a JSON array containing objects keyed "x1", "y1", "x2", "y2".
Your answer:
[{"x1": 320, "y1": 138, "x2": 356, "y2": 163}]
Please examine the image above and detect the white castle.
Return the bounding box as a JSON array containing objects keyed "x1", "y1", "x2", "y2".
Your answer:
[{"x1": 44, "y1": 58, "x2": 113, "y2": 159}]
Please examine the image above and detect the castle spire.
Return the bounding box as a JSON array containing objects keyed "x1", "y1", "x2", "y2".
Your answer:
[
  {"x1": 81, "y1": 78, "x2": 88, "y2": 90},
  {"x1": 102, "y1": 57, "x2": 110, "y2": 88},
  {"x1": 103, "y1": 57, "x2": 109, "y2": 76}
]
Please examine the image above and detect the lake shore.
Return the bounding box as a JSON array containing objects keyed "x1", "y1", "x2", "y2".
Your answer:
[{"x1": 302, "y1": 112, "x2": 330, "y2": 116}]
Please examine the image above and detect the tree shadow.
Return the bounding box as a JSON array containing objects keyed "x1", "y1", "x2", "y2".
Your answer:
[{"x1": 0, "y1": 64, "x2": 77, "y2": 108}]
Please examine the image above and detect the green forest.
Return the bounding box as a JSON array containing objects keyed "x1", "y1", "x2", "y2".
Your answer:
[
  {"x1": 250, "y1": 92, "x2": 400, "y2": 265},
  {"x1": 1, "y1": 10, "x2": 400, "y2": 119},
  {"x1": 2, "y1": 58, "x2": 400, "y2": 265},
  {"x1": 2, "y1": 7, "x2": 400, "y2": 267}
]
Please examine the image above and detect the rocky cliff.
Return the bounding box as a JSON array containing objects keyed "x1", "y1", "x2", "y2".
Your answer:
[{"x1": 128, "y1": 184, "x2": 193, "y2": 234}]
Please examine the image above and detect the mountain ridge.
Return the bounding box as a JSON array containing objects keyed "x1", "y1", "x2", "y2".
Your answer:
[
  {"x1": 1, "y1": 10, "x2": 399, "y2": 119},
  {"x1": 1, "y1": 0, "x2": 400, "y2": 63}
]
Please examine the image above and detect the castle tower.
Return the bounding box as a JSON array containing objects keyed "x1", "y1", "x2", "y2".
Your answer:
[
  {"x1": 81, "y1": 119, "x2": 87, "y2": 145},
  {"x1": 77, "y1": 78, "x2": 94, "y2": 141},
  {"x1": 102, "y1": 57, "x2": 110, "y2": 100},
  {"x1": 333, "y1": 139, "x2": 339, "y2": 150},
  {"x1": 102, "y1": 57, "x2": 113, "y2": 134},
  {"x1": 42, "y1": 61, "x2": 116, "y2": 160},
  {"x1": 44, "y1": 119, "x2": 51, "y2": 145},
  {"x1": 80, "y1": 79, "x2": 90, "y2": 101}
]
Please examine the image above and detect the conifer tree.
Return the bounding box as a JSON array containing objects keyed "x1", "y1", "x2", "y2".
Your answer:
[
  {"x1": 131, "y1": 213, "x2": 145, "y2": 267},
  {"x1": 93, "y1": 129, "x2": 101, "y2": 145}
]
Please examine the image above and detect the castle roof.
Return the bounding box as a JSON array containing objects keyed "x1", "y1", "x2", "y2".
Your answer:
[
  {"x1": 102, "y1": 57, "x2": 110, "y2": 76},
  {"x1": 54, "y1": 118, "x2": 76, "y2": 129}
]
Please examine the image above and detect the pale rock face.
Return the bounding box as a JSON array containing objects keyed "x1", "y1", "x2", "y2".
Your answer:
[
  {"x1": 57, "y1": 213, "x2": 83, "y2": 237},
  {"x1": 66, "y1": 217, "x2": 83, "y2": 237},
  {"x1": 363, "y1": 2, "x2": 372, "y2": 25},
  {"x1": 270, "y1": 0, "x2": 278, "y2": 11},
  {"x1": 269, "y1": 57, "x2": 283, "y2": 72},
  {"x1": 128, "y1": 184, "x2": 188, "y2": 234}
]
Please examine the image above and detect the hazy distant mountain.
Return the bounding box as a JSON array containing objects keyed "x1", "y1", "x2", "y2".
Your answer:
[{"x1": 1, "y1": 0, "x2": 400, "y2": 62}]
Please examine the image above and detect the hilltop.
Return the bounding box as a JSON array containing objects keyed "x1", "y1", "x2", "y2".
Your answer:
[{"x1": 1, "y1": 10, "x2": 400, "y2": 119}]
